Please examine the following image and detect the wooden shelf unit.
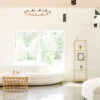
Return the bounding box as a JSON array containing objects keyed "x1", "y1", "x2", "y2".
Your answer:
[{"x1": 74, "y1": 40, "x2": 88, "y2": 82}]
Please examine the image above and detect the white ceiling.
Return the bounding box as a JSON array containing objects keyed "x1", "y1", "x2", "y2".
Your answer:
[{"x1": 0, "y1": 0, "x2": 99, "y2": 8}]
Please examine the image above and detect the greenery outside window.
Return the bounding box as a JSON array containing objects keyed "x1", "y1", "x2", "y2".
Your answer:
[{"x1": 15, "y1": 31, "x2": 64, "y2": 66}]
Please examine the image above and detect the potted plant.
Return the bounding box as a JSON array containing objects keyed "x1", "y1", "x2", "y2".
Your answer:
[
  {"x1": 79, "y1": 45, "x2": 82, "y2": 50},
  {"x1": 80, "y1": 65, "x2": 83, "y2": 70}
]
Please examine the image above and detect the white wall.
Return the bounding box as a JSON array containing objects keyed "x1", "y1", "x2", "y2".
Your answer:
[
  {"x1": 0, "y1": 8, "x2": 67, "y2": 66},
  {"x1": 0, "y1": 8, "x2": 100, "y2": 81},
  {"x1": 65, "y1": 8, "x2": 100, "y2": 81}
]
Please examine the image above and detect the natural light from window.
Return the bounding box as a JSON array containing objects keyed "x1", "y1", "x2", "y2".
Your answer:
[{"x1": 15, "y1": 31, "x2": 64, "y2": 66}]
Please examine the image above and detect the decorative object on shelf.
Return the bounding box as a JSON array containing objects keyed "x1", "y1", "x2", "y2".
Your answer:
[
  {"x1": 74, "y1": 39, "x2": 88, "y2": 82},
  {"x1": 80, "y1": 65, "x2": 83, "y2": 70},
  {"x1": 77, "y1": 53, "x2": 84, "y2": 61},
  {"x1": 24, "y1": 8, "x2": 51, "y2": 16},
  {"x1": 79, "y1": 45, "x2": 82, "y2": 50}
]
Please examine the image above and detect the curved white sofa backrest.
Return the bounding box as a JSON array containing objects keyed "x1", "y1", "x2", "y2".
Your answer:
[
  {"x1": 0, "y1": 65, "x2": 48, "y2": 74},
  {"x1": 0, "y1": 65, "x2": 64, "y2": 74},
  {"x1": 14, "y1": 65, "x2": 48, "y2": 73}
]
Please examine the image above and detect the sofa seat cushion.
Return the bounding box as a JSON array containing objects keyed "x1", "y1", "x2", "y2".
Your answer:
[
  {"x1": 0, "y1": 72, "x2": 64, "y2": 85},
  {"x1": 26, "y1": 72, "x2": 63, "y2": 79}
]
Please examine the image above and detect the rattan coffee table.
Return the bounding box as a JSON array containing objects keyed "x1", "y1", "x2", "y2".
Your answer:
[{"x1": 2, "y1": 76, "x2": 28, "y2": 92}]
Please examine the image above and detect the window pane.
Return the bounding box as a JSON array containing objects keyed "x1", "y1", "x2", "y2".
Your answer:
[
  {"x1": 16, "y1": 47, "x2": 27, "y2": 61},
  {"x1": 41, "y1": 31, "x2": 64, "y2": 50},
  {"x1": 16, "y1": 31, "x2": 64, "y2": 65},
  {"x1": 41, "y1": 50, "x2": 64, "y2": 65},
  {"x1": 16, "y1": 32, "x2": 27, "y2": 48},
  {"x1": 26, "y1": 49, "x2": 37, "y2": 61},
  {"x1": 16, "y1": 32, "x2": 37, "y2": 62},
  {"x1": 41, "y1": 31, "x2": 64, "y2": 66},
  {"x1": 26, "y1": 32, "x2": 37, "y2": 49}
]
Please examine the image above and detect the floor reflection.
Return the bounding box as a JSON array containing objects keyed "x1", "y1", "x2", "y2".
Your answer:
[
  {"x1": 63, "y1": 86, "x2": 83, "y2": 100},
  {"x1": 0, "y1": 84, "x2": 84, "y2": 100}
]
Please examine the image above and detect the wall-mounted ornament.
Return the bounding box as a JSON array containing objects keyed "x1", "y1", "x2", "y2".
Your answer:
[
  {"x1": 63, "y1": 13, "x2": 66, "y2": 22},
  {"x1": 94, "y1": 23, "x2": 98, "y2": 28},
  {"x1": 71, "y1": 0, "x2": 76, "y2": 5},
  {"x1": 95, "y1": 9, "x2": 100, "y2": 15},
  {"x1": 94, "y1": 16, "x2": 97, "y2": 19}
]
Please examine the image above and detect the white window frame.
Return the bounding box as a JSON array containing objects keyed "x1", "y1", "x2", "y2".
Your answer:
[{"x1": 14, "y1": 30, "x2": 64, "y2": 66}]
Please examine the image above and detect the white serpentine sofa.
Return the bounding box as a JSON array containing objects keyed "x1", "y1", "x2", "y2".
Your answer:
[
  {"x1": 82, "y1": 78, "x2": 100, "y2": 100},
  {"x1": 0, "y1": 65, "x2": 64, "y2": 85}
]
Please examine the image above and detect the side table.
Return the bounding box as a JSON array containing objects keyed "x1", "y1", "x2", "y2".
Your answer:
[{"x1": 2, "y1": 76, "x2": 28, "y2": 92}]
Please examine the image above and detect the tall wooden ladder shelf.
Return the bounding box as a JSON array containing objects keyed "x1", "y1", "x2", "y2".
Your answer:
[{"x1": 74, "y1": 40, "x2": 88, "y2": 82}]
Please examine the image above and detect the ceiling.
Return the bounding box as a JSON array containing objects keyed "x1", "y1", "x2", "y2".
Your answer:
[{"x1": 0, "y1": 0, "x2": 100, "y2": 8}]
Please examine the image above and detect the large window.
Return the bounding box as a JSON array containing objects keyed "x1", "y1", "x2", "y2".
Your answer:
[{"x1": 15, "y1": 31, "x2": 64, "y2": 66}]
